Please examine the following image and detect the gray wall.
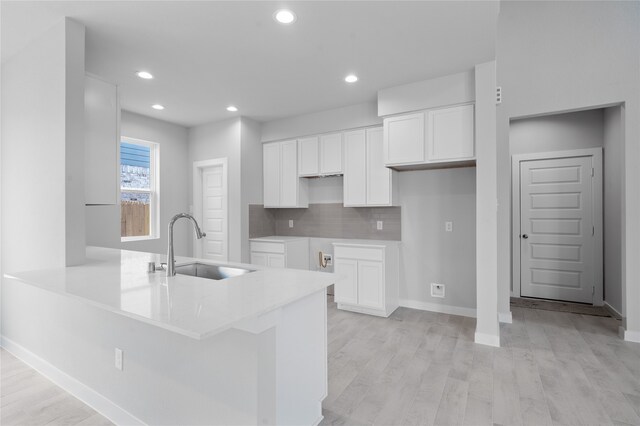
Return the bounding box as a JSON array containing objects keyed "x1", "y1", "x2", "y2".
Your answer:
[
  {"x1": 260, "y1": 101, "x2": 381, "y2": 143},
  {"x1": 495, "y1": 0, "x2": 640, "y2": 322},
  {"x1": 510, "y1": 109, "x2": 604, "y2": 155},
  {"x1": 604, "y1": 106, "x2": 624, "y2": 314},
  {"x1": 377, "y1": 70, "x2": 475, "y2": 116},
  {"x1": 86, "y1": 111, "x2": 191, "y2": 256},
  {"x1": 398, "y1": 168, "x2": 477, "y2": 311},
  {"x1": 188, "y1": 118, "x2": 242, "y2": 261}
]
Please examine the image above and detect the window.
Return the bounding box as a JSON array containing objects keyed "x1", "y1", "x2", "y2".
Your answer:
[{"x1": 120, "y1": 137, "x2": 159, "y2": 241}]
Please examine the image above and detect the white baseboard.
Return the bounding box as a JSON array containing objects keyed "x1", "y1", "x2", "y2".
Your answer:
[
  {"x1": 1, "y1": 336, "x2": 145, "y2": 426},
  {"x1": 398, "y1": 299, "x2": 476, "y2": 318},
  {"x1": 603, "y1": 302, "x2": 623, "y2": 320},
  {"x1": 498, "y1": 311, "x2": 513, "y2": 323},
  {"x1": 620, "y1": 328, "x2": 640, "y2": 343},
  {"x1": 474, "y1": 332, "x2": 500, "y2": 347}
]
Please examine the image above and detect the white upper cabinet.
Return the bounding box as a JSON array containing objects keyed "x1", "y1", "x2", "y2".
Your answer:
[
  {"x1": 366, "y1": 127, "x2": 395, "y2": 206},
  {"x1": 263, "y1": 141, "x2": 308, "y2": 208},
  {"x1": 297, "y1": 136, "x2": 319, "y2": 176},
  {"x1": 427, "y1": 104, "x2": 474, "y2": 161},
  {"x1": 296, "y1": 132, "x2": 343, "y2": 177},
  {"x1": 383, "y1": 103, "x2": 475, "y2": 169},
  {"x1": 383, "y1": 112, "x2": 425, "y2": 166},
  {"x1": 280, "y1": 140, "x2": 300, "y2": 207},
  {"x1": 85, "y1": 75, "x2": 119, "y2": 205},
  {"x1": 263, "y1": 142, "x2": 281, "y2": 207},
  {"x1": 344, "y1": 127, "x2": 397, "y2": 207},
  {"x1": 319, "y1": 133, "x2": 343, "y2": 175},
  {"x1": 343, "y1": 130, "x2": 367, "y2": 206}
]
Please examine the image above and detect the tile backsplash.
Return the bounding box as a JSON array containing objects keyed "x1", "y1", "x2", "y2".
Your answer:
[
  {"x1": 249, "y1": 203, "x2": 401, "y2": 241},
  {"x1": 248, "y1": 204, "x2": 276, "y2": 238}
]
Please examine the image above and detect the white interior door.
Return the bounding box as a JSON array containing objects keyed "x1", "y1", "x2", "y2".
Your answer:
[
  {"x1": 196, "y1": 162, "x2": 227, "y2": 261},
  {"x1": 519, "y1": 156, "x2": 597, "y2": 303}
]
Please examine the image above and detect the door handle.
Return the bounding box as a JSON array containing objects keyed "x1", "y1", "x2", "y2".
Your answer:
[{"x1": 521, "y1": 234, "x2": 529, "y2": 239}]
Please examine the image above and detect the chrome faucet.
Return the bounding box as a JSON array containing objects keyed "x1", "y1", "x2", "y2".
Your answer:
[{"x1": 166, "y1": 213, "x2": 206, "y2": 276}]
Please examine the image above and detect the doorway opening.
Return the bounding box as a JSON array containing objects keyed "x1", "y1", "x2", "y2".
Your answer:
[
  {"x1": 193, "y1": 158, "x2": 228, "y2": 261},
  {"x1": 509, "y1": 107, "x2": 623, "y2": 317}
]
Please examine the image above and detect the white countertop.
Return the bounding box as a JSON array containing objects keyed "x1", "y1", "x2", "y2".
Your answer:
[
  {"x1": 331, "y1": 239, "x2": 401, "y2": 247},
  {"x1": 4, "y1": 247, "x2": 335, "y2": 340},
  {"x1": 251, "y1": 236, "x2": 401, "y2": 246},
  {"x1": 249, "y1": 236, "x2": 309, "y2": 243}
]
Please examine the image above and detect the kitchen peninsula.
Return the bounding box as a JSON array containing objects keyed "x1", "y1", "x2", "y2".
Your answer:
[{"x1": 2, "y1": 247, "x2": 334, "y2": 425}]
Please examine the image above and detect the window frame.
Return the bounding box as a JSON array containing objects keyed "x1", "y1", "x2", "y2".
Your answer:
[{"x1": 120, "y1": 136, "x2": 160, "y2": 242}]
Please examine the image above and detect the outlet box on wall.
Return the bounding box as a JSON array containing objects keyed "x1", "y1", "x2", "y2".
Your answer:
[{"x1": 431, "y1": 283, "x2": 445, "y2": 298}]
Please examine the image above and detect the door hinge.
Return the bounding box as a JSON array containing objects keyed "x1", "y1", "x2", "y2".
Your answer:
[
  {"x1": 496, "y1": 86, "x2": 502, "y2": 104},
  {"x1": 592, "y1": 286, "x2": 595, "y2": 296},
  {"x1": 591, "y1": 167, "x2": 595, "y2": 177},
  {"x1": 592, "y1": 226, "x2": 595, "y2": 236}
]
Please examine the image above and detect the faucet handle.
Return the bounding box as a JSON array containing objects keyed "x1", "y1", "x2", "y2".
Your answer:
[{"x1": 147, "y1": 262, "x2": 167, "y2": 273}]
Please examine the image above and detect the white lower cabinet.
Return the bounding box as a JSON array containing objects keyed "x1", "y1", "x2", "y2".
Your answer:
[
  {"x1": 332, "y1": 242, "x2": 399, "y2": 317},
  {"x1": 249, "y1": 237, "x2": 309, "y2": 270},
  {"x1": 250, "y1": 251, "x2": 286, "y2": 268}
]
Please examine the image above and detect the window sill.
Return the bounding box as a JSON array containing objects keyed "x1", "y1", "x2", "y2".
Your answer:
[{"x1": 121, "y1": 236, "x2": 160, "y2": 243}]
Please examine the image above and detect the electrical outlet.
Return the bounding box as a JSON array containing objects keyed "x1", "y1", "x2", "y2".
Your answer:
[
  {"x1": 115, "y1": 348, "x2": 123, "y2": 371},
  {"x1": 323, "y1": 254, "x2": 332, "y2": 266},
  {"x1": 377, "y1": 221, "x2": 383, "y2": 230},
  {"x1": 431, "y1": 283, "x2": 445, "y2": 298},
  {"x1": 445, "y1": 221, "x2": 453, "y2": 232},
  {"x1": 289, "y1": 219, "x2": 293, "y2": 228}
]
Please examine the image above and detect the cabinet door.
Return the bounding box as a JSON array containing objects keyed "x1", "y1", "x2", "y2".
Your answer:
[
  {"x1": 343, "y1": 130, "x2": 367, "y2": 206},
  {"x1": 427, "y1": 104, "x2": 474, "y2": 161},
  {"x1": 263, "y1": 143, "x2": 281, "y2": 207},
  {"x1": 357, "y1": 260, "x2": 384, "y2": 309},
  {"x1": 85, "y1": 75, "x2": 118, "y2": 205},
  {"x1": 251, "y1": 252, "x2": 268, "y2": 266},
  {"x1": 267, "y1": 254, "x2": 286, "y2": 268},
  {"x1": 319, "y1": 133, "x2": 343, "y2": 175},
  {"x1": 280, "y1": 140, "x2": 298, "y2": 207},
  {"x1": 383, "y1": 113, "x2": 425, "y2": 165},
  {"x1": 334, "y1": 259, "x2": 358, "y2": 305},
  {"x1": 366, "y1": 127, "x2": 392, "y2": 206},
  {"x1": 298, "y1": 137, "x2": 319, "y2": 176}
]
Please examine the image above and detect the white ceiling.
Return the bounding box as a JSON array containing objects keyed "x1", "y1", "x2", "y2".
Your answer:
[{"x1": 1, "y1": 1, "x2": 499, "y2": 127}]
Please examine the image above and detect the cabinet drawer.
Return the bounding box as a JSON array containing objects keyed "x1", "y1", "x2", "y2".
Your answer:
[
  {"x1": 334, "y1": 245, "x2": 384, "y2": 262},
  {"x1": 250, "y1": 241, "x2": 285, "y2": 254}
]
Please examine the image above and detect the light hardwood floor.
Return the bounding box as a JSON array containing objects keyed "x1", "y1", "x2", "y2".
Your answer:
[
  {"x1": 2, "y1": 301, "x2": 639, "y2": 426},
  {"x1": 0, "y1": 349, "x2": 112, "y2": 425},
  {"x1": 322, "y1": 303, "x2": 640, "y2": 426}
]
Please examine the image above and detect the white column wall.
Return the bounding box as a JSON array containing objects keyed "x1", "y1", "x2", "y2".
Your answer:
[{"x1": 474, "y1": 61, "x2": 500, "y2": 346}]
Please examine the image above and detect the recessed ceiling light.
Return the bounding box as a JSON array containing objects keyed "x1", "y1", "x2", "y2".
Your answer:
[
  {"x1": 274, "y1": 9, "x2": 296, "y2": 24},
  {"x1": 136, "y1": 71, "x2": 153, "y2": 79},
  {"x1": 345, "y1": 74, "x2": 358, "y2": 83},
  {"x1": 226, "y1": 105, "x2": 238, "y2": 112},
  {"x1": 151, "y1": 104, "x2": 164, "y2": 110}
]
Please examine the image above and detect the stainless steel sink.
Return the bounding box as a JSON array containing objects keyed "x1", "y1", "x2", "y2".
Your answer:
[{"x1": 175, "y1": 262, "x2": 255, "y2": 280}]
